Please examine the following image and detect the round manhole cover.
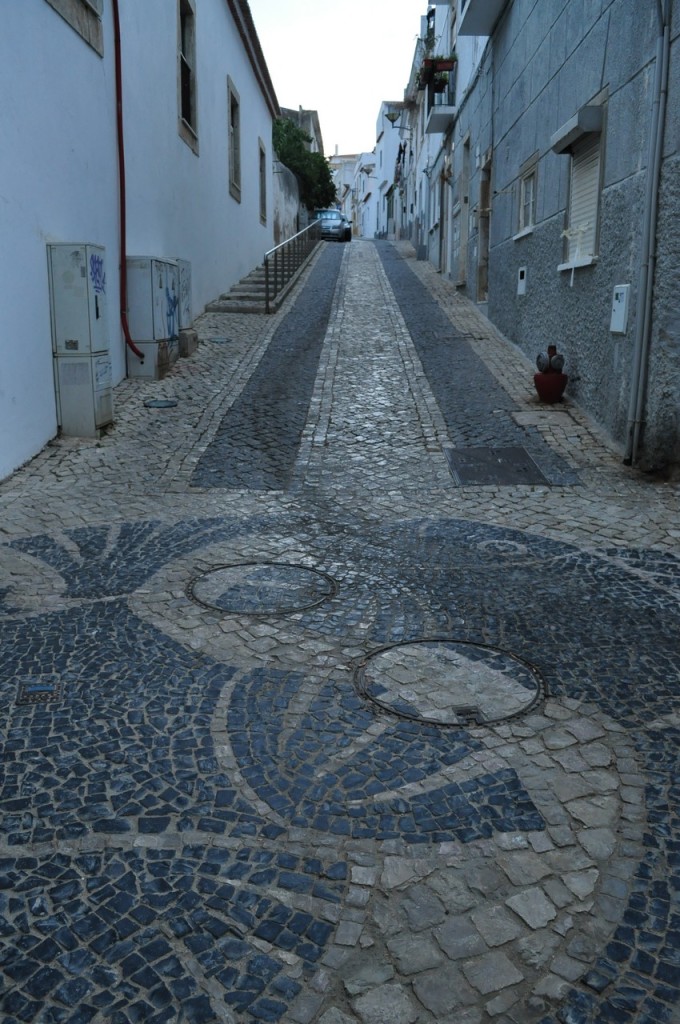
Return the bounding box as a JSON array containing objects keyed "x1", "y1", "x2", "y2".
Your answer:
[
  {"x1": 187, "y1": 562, "x2": 337, "y2": 615},
  {"x1": 356, "y1": 640, "x2": 545, "y2": 726}
]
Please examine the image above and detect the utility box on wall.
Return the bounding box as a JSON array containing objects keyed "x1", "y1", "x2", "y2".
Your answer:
[
  {"x1": 177, "y1": 259, "x2": 192, "y2": 330},
  {"x1": 126, "y1": 257, "x2": 180, "y2": 379},
  {"x1": 47, "y1": 244, "x2": 113, "y2": 438}
]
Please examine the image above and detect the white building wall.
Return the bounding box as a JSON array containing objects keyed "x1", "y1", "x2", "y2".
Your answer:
[
  {"x1": 0, "y1": 3, "x2": 120, "y2": 480},
  {"x1": 120, "y1": 0, "x2": 275, "y2": 311},
  {"x1": 329, "y1": 155, "x2": 358, "y2": 231},
  {"x1": 353, "y1": 153, "x2": 378, "y2": 238},
  {"x1": 0, "y1": 0, "x2": 278, "y2": 482}
]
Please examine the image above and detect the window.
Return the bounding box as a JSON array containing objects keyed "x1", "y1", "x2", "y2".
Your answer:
[
  {"x1": 44, "y1": 0, "x2": 103, "y2": 55},
  {"x1": 178, "y1": 0, "x2": 198, "y2": 152},
  {"x1": 520, "y1": 171, "x2": 535, "y2": 231},
  {"x1": 259, "y1": 139, "x2": 267, "y2": 225},
  {"x1": 516, "y1": 152, "x2": 538, "y2": 237},
  {"x1": 551, "y1": 103, "x2": 605, "y2": 270},
  {"x1": 228, "y1": 78, "x2": 241, "y2": 202},
  {"x1": 564, "y1": 135, "x2": 601, "y2": 262}
]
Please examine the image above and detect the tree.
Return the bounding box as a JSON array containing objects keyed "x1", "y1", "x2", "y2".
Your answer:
[{"x1": 273, "y1": 118, "x2": 337, "y2": 211}]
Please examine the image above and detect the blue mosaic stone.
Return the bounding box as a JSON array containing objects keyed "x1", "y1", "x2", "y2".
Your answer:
[{"x1": 249, "y1": 997, "x2": 288, "y2": 1021}]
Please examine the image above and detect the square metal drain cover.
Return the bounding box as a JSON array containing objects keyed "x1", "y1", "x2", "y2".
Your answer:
[
  {"x1": 445, "y1": 446, "x2": 549, "y2": 486},
  {"x1": 17, "y1": 680, "x2": 62, "y2": 705}
]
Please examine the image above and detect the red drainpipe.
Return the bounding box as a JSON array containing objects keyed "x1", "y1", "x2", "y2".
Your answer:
[{"x1": 111, "y1": 0, "x2": 144, "y2": 363}]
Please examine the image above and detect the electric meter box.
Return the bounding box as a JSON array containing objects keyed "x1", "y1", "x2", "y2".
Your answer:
[
  {"x1": 126, "y1": 257, "x2": 180, "y2": 379},
  {"x1": 54, "y1": 354, "x2": 113, "y2": 436},
  {"x1": 177, "y1": 259, "x2": 192, "y2": 330},
  {"x1": 47, "y1": 244, "x2": 113, "y2": 438},
  {"x1": 48, "y1": 244, "x2": 109, "y2": 355}
]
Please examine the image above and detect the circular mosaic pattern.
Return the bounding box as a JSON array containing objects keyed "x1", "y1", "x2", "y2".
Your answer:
[
  {"x1": 187, "y1": 561, "x2": 337, "y2": 615},
  {"x1": 356, "y1": 639, "x2": 545, "y2": 726}
]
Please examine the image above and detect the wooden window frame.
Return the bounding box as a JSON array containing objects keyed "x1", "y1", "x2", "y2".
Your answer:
[
  {"x1": 259, "y1": 138, "x2": 267, "y2": 225},
  {"x1": 44, "y1": 0, "x2": 103, "y2": 56},
  {"x1": 178, "y1": 0, "x2": 198, "y2": 154},
  {"x1": 228, "y1": 77, "x2": 241, "y2": 202}
]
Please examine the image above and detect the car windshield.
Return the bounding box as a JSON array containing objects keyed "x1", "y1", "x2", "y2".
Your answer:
[{"x1": 317, "y1": 211, "x2": 341, "y2": 220}]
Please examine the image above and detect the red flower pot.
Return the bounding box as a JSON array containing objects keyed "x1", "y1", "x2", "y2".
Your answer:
[{"x1": 534, "y1": 372, "x2": 568, "y2": 403}]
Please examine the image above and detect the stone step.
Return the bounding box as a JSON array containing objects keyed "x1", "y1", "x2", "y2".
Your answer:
[
  {"x1": 207, "y1": 244, "x2": 313, "y2": 314},
  {"x1": 222, "y1": 286, "x2": 266, "y2": 299},
  {"x1": 205, "y1": 299, "x2": 267, "y2": 314},
  {"x1": 205, "y1": 287, "x2": 290, "y2": 313}
]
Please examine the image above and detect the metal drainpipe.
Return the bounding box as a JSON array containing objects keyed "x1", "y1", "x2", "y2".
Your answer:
[
  {"x1": 624, "y1": 0, "x2": 670, "y2": 464},
  {"x1": 111, "y1": 0, "x2": 145, "y2": 364}
]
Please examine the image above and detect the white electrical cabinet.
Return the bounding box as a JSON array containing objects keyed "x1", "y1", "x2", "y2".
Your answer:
[
  {"x1": 126, "y1": 257, "x2": 180, "y2": 379},
  {"x1": 177, "y1": 259, "x2": 192, "y2": 330},
  {"x1": 610, "y1": 284, "x2": 630, "y2": 334},
  {"x1": 47, "y1": 244, "x2": 113, "y2": 437}
]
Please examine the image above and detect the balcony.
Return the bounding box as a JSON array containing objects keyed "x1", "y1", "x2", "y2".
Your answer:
[
  {"x1": 425, "y1": 84, "x2": 456, "y2": 134},
  {"x1": 459, "y1": 0, "x2": 509, "y2": 35}
]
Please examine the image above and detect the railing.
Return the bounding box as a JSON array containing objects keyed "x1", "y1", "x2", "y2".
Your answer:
[{"x1": 264, "y1": 222, "x2": 322, "y2": 313}]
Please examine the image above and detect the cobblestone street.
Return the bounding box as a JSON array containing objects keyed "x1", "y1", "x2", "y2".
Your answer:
[{"x1": 2, "y1": 239, "x2": 680, "y2": 1024}]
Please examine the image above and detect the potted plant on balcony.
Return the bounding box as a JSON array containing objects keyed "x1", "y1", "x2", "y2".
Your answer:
[
  {"x1": 431, "y1": 53, "x2": 457, "y2": 71},
  {"x1": 433, "y1": 72, "x2": 448, "y2": 93},
  {"x1": 419, "y1": 62, "x2": 434, "y2": 86}
]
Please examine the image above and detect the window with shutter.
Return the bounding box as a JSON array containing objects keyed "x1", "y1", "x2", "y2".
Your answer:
[
  {"x1": 551, "y1": 101, "x2": 605, "y2": 273},
  {"x1": 567, "y1": 135, "x2": 601, "y2": 261},
  {"x1": 44, "y1": 0, "x2": 104, "y2": 54}
]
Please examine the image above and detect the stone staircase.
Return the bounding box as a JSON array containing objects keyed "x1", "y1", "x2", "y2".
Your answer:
[
  {"x1": 205, "y1": 265, "x2": 268, "y2": 314},
  {"x1": 205, "y1": 234, "x2": 321, "y2": 314}
]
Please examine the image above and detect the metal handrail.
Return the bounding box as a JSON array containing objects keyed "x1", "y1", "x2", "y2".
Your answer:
[{"x1": 264, "y1": 222, "x2": 322, "y2": 313}]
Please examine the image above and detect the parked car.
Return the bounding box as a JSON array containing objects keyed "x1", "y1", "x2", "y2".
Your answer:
[{"x1": 313, "y1": 209, "x2": 351, "y2": 242}]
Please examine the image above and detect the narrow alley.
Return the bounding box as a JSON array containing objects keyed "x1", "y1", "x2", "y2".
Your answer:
[{"x1": 1, "y1": 240, "x2": 679, "y2": 1024}]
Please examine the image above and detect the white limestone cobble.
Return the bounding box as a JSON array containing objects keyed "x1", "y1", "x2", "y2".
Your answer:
[{"x1": 0, "y1": 239, "x2": 678, "y2": 1024}]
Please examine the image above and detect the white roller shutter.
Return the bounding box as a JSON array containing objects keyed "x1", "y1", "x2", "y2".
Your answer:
[{"x1": 568, "y1": 135, "x2": 601, "y2": 260}]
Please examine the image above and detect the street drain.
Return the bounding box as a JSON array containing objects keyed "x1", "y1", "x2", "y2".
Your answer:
[
  {"x1": 187, "y1": 562, "x2": 337, "y2": 615},
  {"x1": 17, "y1": 676, "x2": 62, "y2": 706},
  {"x1": 355, "y1": 639, "x2": 546, "y2": 727},
  {"x1": 445, "y1": 446, "x2": 549, "y2": 486}
]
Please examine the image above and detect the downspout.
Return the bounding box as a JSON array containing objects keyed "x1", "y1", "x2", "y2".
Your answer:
[
  {"x1": 623, "y1": 0, "x2": 670, "y2": 464},
  {"x1": 111, "y1": 0, "x2": 145, "y2": 364}
]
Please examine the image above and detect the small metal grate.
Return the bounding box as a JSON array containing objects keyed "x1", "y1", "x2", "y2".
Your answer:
[
  {"x1": 445, "y1": 446, "x2": 549, "y2": 486},
  {"x1": 17, "y1": 679, "x2": 62, "y2": 705}
]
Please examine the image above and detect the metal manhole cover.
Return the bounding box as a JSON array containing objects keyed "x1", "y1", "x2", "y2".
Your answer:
[
  {"x1": 144, "y1": 399, "x2": 178, "y2": 409},
  {"x1": 445, "y1": 446, "x2": 549, "y2": 486},
  {"x1": 17, "y1": 676, "x2": 62, "y2": 706},
  {"x1": 187, "y1": 562, "x2": 337, "y2": 615},
  {"x1": 356, "y1": 640, "x2": 546, "y2": 726}
]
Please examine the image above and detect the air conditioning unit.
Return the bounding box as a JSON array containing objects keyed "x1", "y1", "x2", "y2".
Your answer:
[{"x1": 47, "y1": 244, "x2": 113, "y2": 438}]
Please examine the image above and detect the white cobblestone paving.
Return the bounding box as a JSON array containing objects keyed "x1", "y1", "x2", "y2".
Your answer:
[{"x1": 0, "y1": 239, "x2": 679, "y2": 1024}]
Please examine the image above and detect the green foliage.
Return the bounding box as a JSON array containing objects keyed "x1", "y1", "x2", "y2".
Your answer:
[{"x1": 273, "y1": 118, "x2": 337, "y2": 211}]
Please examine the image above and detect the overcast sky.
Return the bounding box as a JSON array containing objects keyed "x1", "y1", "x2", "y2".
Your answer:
[{"x1": 248, "y1": 0, "x2": 422, "y2": 157}]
